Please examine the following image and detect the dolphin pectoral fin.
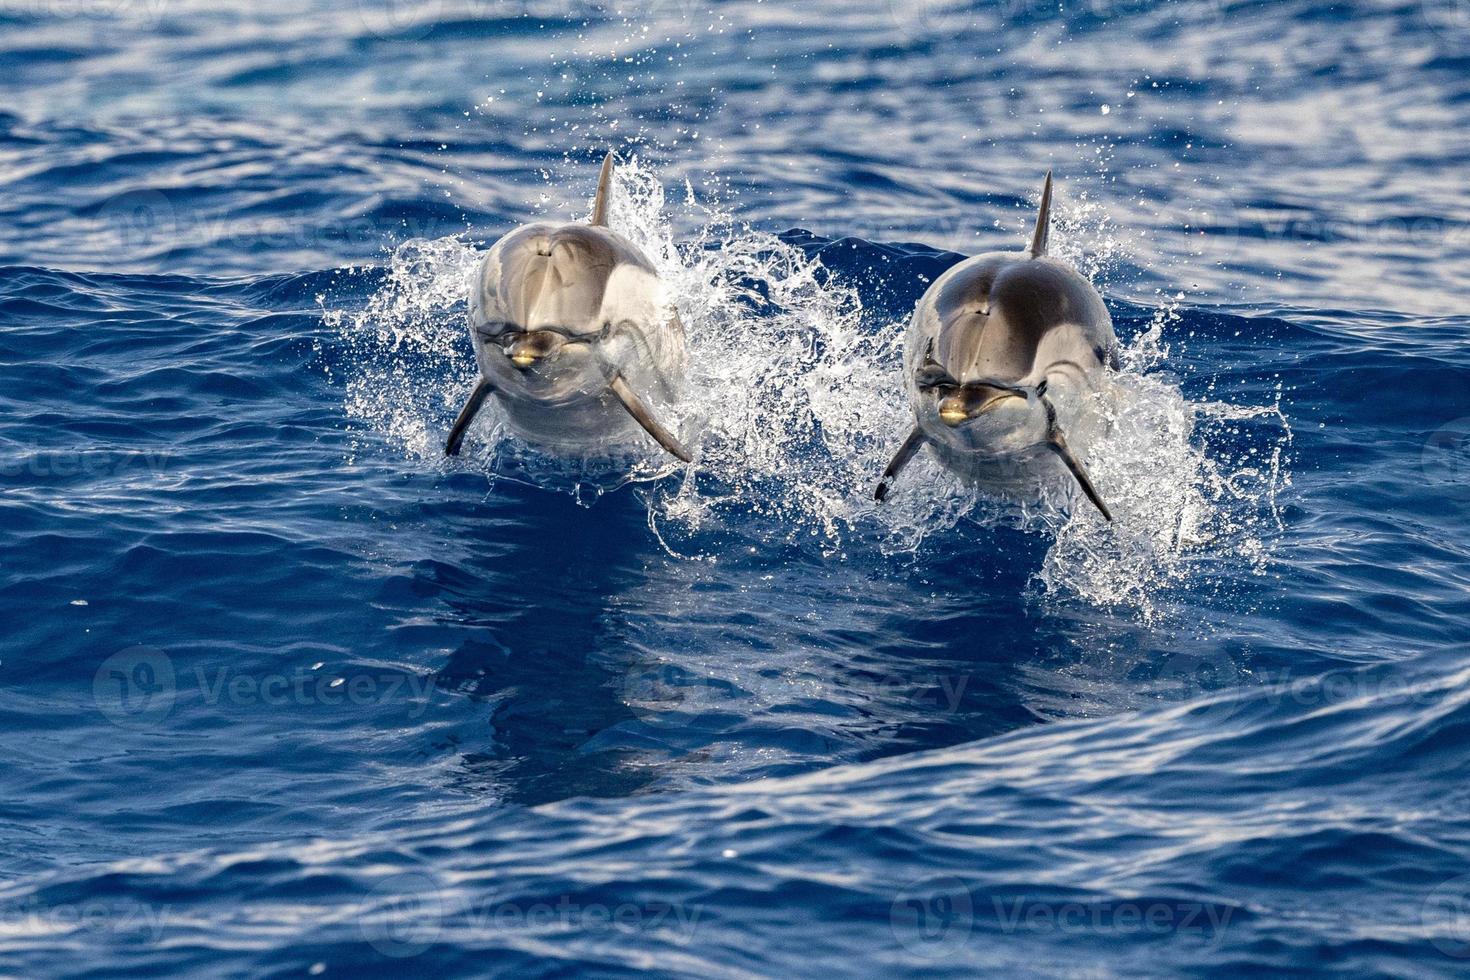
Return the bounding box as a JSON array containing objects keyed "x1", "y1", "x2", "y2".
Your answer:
[
  {"x1": 445, "y1": 379, "x2": 494, "y2": 456},
  {"x1": 1039, "y1": 391, "x2": 1110, "y2": 521},
  {"x1": 607, "y1": 374, "x2": 693, "y2": 463},
  {"x1": 1046, "y1": 436, "x2": 1112, "y2": 522},
  {"x1": 874, "y1": 427, "x2": 927, "y2": 502}
]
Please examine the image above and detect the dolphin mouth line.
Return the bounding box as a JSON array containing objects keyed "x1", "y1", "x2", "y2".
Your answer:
[
  {"x1": 477, "y1": 325, "x2": 595, "y2": 345},
  {"x1": 476, "y1": 323, "x2": 601, "y2": 372},
  {"x1": 933, "y1": 376, "x2": 1033, "y2": 427},
  {"x1": 937, "y1": 407, "x2": 968, "y2": 425},
  {"x1": 938, "y1": 391, "x2": 1025, "y2": 426}
]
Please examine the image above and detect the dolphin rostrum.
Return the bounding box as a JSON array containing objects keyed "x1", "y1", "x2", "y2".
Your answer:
[
  {"x1": 445, "y1": 151, "x2": 692, "y2": 463},
  {"x1": 874, "y1": 172, "x2": 1116, "y2": 520}
]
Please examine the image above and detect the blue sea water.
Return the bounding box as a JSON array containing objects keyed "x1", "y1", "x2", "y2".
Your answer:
[{"x1": 2, "y1": 0, "x2": 1470, "y2": 975}]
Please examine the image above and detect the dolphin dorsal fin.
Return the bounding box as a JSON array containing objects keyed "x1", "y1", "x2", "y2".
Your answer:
[
  {"x1": 1028, "y1": 170, "x2": 1052, "y2": 258},
  {"x1": 590, "y1": 150, "x2": 616, "y2": 227}
]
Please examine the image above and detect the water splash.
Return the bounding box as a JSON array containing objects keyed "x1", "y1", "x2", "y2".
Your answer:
[
  {"x1": 322, "y1": 236, "x2": 480, "y2": 465},
  {"x1": 327, "y1": 156, "x2": 1291, "y2": 616},
  {"x1": 1032, "y1": 300, "x2": 1294, "y2": 622}
]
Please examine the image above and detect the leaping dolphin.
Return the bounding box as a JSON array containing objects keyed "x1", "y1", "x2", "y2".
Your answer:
[
  {"x1": 445, "y1": 151, "x2": 692, "y2": 463},
  {"x1": 874, "y1": 172, "x2": 1115, "y2": 520}
]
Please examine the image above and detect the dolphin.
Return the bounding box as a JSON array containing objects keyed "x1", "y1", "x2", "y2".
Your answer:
[
  {"x1": 874, "y1": 172, "x2": 1116, "y2": 520},
  {"x1": 444, "y1": 151, "x2": 692, "y2": 463}
]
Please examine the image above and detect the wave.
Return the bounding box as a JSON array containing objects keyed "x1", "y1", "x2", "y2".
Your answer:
[{"x1": 3, "y1": 655, "x2": 1466, "y2": 976}]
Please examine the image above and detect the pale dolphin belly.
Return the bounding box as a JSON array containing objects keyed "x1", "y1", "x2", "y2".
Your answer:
[
  {"x1": 924, "y1": 361, "x2": 1109, "y2": 495},
  {"x1": 491, "y1": 320, "x2": 686, "y2": 455}
]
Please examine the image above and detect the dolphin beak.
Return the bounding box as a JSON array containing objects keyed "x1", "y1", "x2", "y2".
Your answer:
[
  {"x1": 938, "y1": 397, "x2": 969, "y2": 427},
  {"x1": 506, "y1": 332, "x2": 561, "y2": 370},
  {"x1": 938, "y1": 389, "x2": 1021, "y2": 426}
]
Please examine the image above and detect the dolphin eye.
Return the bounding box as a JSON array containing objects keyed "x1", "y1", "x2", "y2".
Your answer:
[
  {"x1": 475, "y1": 322, "x2": 516, "y2": 344},
  {"x1": 600, "y1": 320, "x2": 640, "y2": 343},
  {"x1": 915, "y1": 362, "x2": 956, "y2": 390}
]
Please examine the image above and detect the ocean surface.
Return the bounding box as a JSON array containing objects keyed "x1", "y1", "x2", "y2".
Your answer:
[{"x1": 2, "y1": 0, "x2": 1470, "y2": 976}]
